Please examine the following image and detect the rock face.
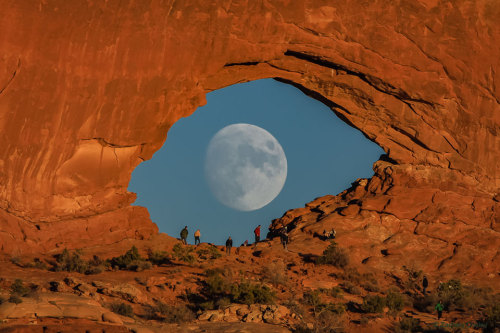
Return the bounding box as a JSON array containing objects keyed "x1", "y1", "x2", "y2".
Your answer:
[{"x1": 0, "y1": 0, "x2": 498, "y2": 268}]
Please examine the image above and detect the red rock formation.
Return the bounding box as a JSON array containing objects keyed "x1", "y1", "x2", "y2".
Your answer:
[{"x1": 0, "y1": 0, "x2": 498, "y2": 276}]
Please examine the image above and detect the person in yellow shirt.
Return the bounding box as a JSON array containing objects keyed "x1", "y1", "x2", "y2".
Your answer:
[{"x1": 194, "y1": 229, "x2": 201, "y2": 245}]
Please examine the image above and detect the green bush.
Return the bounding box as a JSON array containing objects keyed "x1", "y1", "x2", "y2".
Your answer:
[
  {"x1": 149, "y1": 302, "x2": 195, "y2": 323},
  {"x1": 386, "y1": 290, "x2": 406, "y2": 312},
  {"x1": 318, "y1": 302, "x2": 346, "y2": 315},
  {"x1": 341, "y1": 282, "x2": 361, "y2": 295},
  {"x1": 201, "y1": 269, "x2": 274, "y2": 307},
  {"x1": 172, "y1": 244, "x2": 196, "y2": 264},
  {"x1": 107, "y1": 246, "x2": 151, "y2": 271},
  {"x1": 315, "y1": 241, "x2": 349, "y2": 268},
  {"x1": 110, "y1": 302, "x2": 134, "y2": 317},
  {"x1": 412, "y1": 293, "x2": 439, "y2": 313},
  {"x1": 54, "y1": 249, "x2": 89, "y2": 274},
  {"x1": 262, "y1": 261, "x2": 288, "y2": 286},
  {"x1": 196, "y1": 246, "x2": 222, "y2": 260},
  {"x1": 10, "y1": 279, "x2": 30, "y2": 296},
  {"x1": 8, "y1": 294, "x2": 22, "y2": 304},
  {"x1": 395, "y1": 316, "x2": 422, "y2": 332},
  {"x1": 401, "y1": 265, "x2": 423, "y2": 292},
  {"x1": 482, "y1": 303, "x2": 500, "y2": 331},
  {"x1": 25, "y1": 258, "x2": 48, "y2": 270},
  {"x1": 204, "y1": 269, "x2": 231, "y2": 297},
  {"x1": 303, "y1": 290, "x2": 323, "y2": 309},
  {"x1": 109, "y1": 246, "x2": 140, "y2": 269},
  {"x1": 361, "y1": 295, "x2": 386, "y2": 313},
  {"x1": 330, "y1": 286, "x2": 343, "y2": 298},
  {"x1": 230, "y1": 281, "x2": 275, "y2": 305},
  {"x1": 148, "y1": 250, "x2": 171, "y2": 265}
]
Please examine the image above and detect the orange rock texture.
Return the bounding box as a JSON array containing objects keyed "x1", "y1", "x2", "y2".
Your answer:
[{"x1": 0, "y1": 0, "x2": 498, "y2": 271}]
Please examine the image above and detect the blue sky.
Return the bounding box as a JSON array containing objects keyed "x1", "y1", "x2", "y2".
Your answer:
[{"x1": 128, "y1": 79, "x2": 384, "y2": 246}]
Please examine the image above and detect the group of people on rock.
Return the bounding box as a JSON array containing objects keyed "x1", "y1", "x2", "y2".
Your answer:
[
  {"x1": 179, "y1": 224, "x2": 263, "y2": 255},
  {"x1": 178, "y1": 224, "x2": 291, "y2": 254}
]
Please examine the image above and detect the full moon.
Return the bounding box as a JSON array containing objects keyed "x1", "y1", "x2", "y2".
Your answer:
[{"x1": 205, "y1": 123, "x2": 287, "y2": 211}]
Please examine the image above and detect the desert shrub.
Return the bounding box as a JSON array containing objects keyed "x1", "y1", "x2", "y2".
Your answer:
[
  {"x1": 10, "y1": 256, "x2": 21, "y2": 266},
  {"x1": 54, "y1": 249, "x2": 89, "y2": 274},
  {"x1": 204, "y1": 268, "x2": 231, "y2": 297},
  {"x1": 125, "y1": 260, "x2": 152, "y2": 272},
  {"x1": 413, "y1": 293, "x2": 439, "y2": 313},
  {"x1": 318, "y1": 302, "x2": 346, "y2": 315},
  {"x1": 315, "y1": 241, "x2": 349, "y2": 268},
  {"x1": 482, "y1": 303, "x2": 500, "y2": 331},
  {"x1": 361, "y1": 295, "x2": 386, "y2": 313},
  {"x1": 8, "y1": 294, "x2": 22, "y2": 304},
  {"x1": 10, "y1": 279, "x2": 30, "y2": 297},
  {"x1": 230, "y1": 280, "x2": 275, "y2": 305},
  {"x1": 0, "y1": 296, "x2": 5, "y2": 304},
  {"x1": 148, "y1": 250, "x2": 171, "y2": 265},
  {"x1": 337, "y1": 267, "x2": 362, "y2": 284},
  {"x1": 110, "y1": 302, "x2": 134, "y2": 317},
  {"x1": 262, "y1": 260, "x2": 288, "y2": 286},
  {"x1": 284, "y1": 297, "x2": 306, "y2": 319},
  {"x1": 437, "y1": 279, "x2": 466, "y2": 311},
  {"x1": 109, "y1": 246, "x2": 139, "y2": 268},
  {"x1": 402, "y1": 265, "x2": 423, "y2": 292},
  {"x1": 215, "y1": 297, "x2": 231, "y2": 309},
  {"x1": 149, "y1": 302, "x2": 195, "y2": 323},
  {"x1": 395, "y1": 316, "x2": 422, "y2": 332},
  {"x1": 107, "y1": 246, "x2": 151, "y2": 271},
  {"x1": 341, "y1": 281, "x2": 361, "y2": 295},
  {"x1": 24, "y1": 257, "x2": 48, "y2": 270},
  {"x1": 315, "y1": 310, "x2": 345, "y2": 333},
  {"x1": 196, "y1": 246, "x2": 222, "y2": 260},
  {"x1": 361, "y1": 281, "x2": 380, "y2": 292},
  {"x1": 386, "y1": 290, "x2": 406, "y2": 312},
  {"x1": 172, "y1": 244, "x2": 196, "y2": 264},
  {"x1": 303, "y1": 290, "x2": 323, "y2": 311},
  {"x1": 202, "y1": 268, "x2": 274, "y2": 306},
  {"x1": 330, "y1": 286, "x2": 343, "y2": 298}
]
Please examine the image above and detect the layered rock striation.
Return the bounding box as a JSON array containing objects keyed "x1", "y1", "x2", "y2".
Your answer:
[{"x1": 0, "y1": 0, "x2": 498, "y2": 273}]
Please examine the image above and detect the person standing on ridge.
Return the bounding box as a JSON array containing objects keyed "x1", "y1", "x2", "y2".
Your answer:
[
  {"x1": 254, "y1": 225, "x2": 261, "y2": 244},
  {"x1": 280, "y1": 228, "x2": 289, "y2": 250},
  {"x1": 194, "y1": 229, "x2": 201, "y2": 245},
  {"x1": 422, "y1": 275, "x2": 429, "y2": 294},
  {"x1": 180, "y1": 226, "x2": 188, "y2": 245},
  {"x1": 226, "y1": 236, "x2": 233, "y2": 255}
]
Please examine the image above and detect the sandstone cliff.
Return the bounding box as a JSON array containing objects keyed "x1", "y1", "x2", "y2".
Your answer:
[{"x1": 0, "y1": 0, "x2": 498, "y2": 278}]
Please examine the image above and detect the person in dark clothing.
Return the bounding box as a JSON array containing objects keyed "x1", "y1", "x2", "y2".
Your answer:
[
  {"x1": 254, "y1": 225, "x2": 261, "y2": 243},
  {"x1": 435, "y1": 300, "x2": 444, "y2": 320},
  {"x1": 422, "y1": 276, "x2": 429, "y2": 294},
  {"x1": 226, "y1": 236, "x2": 233, "y2": 255},
  {"x1": 280, "y1": 229, "x2": 289, "y2": 250},
  {"x1": 180, "y1": 226, "x2": 188, "y2": 245}
]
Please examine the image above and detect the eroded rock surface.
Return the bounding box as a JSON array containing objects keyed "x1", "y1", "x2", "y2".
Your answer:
[{"x1": 0, "y1": 0, "x2": 498, "y2": 276}]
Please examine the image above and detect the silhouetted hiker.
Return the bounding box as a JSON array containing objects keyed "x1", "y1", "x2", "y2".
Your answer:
[
  {"x1": 180, "y1": 226, "x2": 188, "y2": 245},
  {"x1": 226, "y1": 236, "x2": 233, "y2": 255},
  {"x1": 254, "y1": 225, "x2": 261, "y2": 243},
  {"x1": 330, "y1": 228, "x2": 336, "y2": 239},
  {"x1": 280, "y1": 229, "x2": 289, "y2": 250},
  {"x1": 422, "y1": 275, "x2": 429, "y2": 294},
  {"x1": 435, "y1": 300, "x2": 444, "y2": 320},
  {"x1": 194, "y1": 229, "x2": 201, "y2": 245}
]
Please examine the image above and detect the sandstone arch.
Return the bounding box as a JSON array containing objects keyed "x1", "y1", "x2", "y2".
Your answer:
[{"x1": 0, "y1": 0, "x2": 498, "y2": 275}]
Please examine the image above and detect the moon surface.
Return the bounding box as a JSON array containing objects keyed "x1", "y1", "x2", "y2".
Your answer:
[{"x1": 205, "y1": 123, "x2": 287, "y2": 211}]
